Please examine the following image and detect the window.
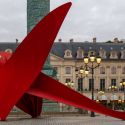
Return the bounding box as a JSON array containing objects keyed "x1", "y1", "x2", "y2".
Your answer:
[
  {"x1": 122, "y1": 79, "x2": 125, "y2": 82},
  {"x1": 100, "y1": 79, "x2": 105, "y2": 91},
  {"x1": 65, "y1": 67, "x2": 71, "y2": 74},
  {"x1": 64, "y1": 50, "x2": 72, "y2": 58},
  {"x1": 77, "y1": 47, "x2": 84, "y2": 59},
  {"x1": 110, "y1": 51, "x2": 118, "y2": 59},
  {"x1": 88, "y1": 51, "x2": 95, "y2": 57},
  {"x1": 112, "y1": 51, "x2": 115, "y2": 57},
  {"x1": 121, "y1": 50, "x2": 125, "y2": 59},
  {"x1": 5, "y1": 48, "x2": 13, "y2": 53},
  {"x1": 99, "y1": 49, "x2": 106, "y2": 59},
  {"x1": 122, "y1": 67, "x2": 125, "y2": 74},
  {"x1": 111, "y1": 79, "x2": 116, "y2": 86},
  {"x1": 53, "y1": 67, "x2": 58, "y2": 74},
  {"x1": 89, "y1": 79, "x2": 94, "y2": 91},
  {"x1": 78, "y1": 78, "x2": 83, "y2": 91},
  {"x1": 66, "y1": 51, "x2": 70, "y2": 56},
  {"x1": 111, "y1": 67, "x2": 116, "y2": 74},
  {"x1": 65, "y1": 78, "x2": 71, "y2": 83},
  {"x1": 100, "y1": 67, "x2": 105, "y2": 74}
]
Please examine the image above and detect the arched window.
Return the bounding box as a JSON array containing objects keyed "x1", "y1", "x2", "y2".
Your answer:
[
  {"x1": 64, "y1": 49, "x2": 72, "y2": 58},
  {"x1": 111, "y1": 66, "x2": 116, "y2": 74},
  {"x1": 100, "y1": 67, "x2": 105, "y2": 74}
]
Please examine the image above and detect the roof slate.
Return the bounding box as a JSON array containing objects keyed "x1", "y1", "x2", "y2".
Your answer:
[{"x1": 51, "y1": 42, "x2": 125, "y2": 59}]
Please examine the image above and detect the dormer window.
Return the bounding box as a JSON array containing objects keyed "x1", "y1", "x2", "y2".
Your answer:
[
  {"x1": 88, "y1": 51, "x2": 95, "y2": 57},
  {"x1": 121, "y1": 50, "x2": 125, "y2": 59},
  {"x1": 64, "y1": 49, "x2": 72, "y2": 58},
  {"x1": 110, "y1": 50, "x2": 118, "y2": 59},
  {"x1": 76, "y1": 47, "x2": 84, "y2": 59},
  {"x1": 99, "y1": 49, "x2": 106, "y2": 59},
  {"x1": 5, "y1": 49, "x2": 13, "y2": 53}
]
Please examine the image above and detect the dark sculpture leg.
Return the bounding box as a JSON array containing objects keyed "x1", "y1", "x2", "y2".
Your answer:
[{"x1": 16, "y1": 93, "x2": 42, "y2": 118}]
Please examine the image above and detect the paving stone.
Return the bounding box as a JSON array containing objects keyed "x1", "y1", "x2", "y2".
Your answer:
[{"x1": 0, "y1": 115, "x2": 125, "y2": 125}]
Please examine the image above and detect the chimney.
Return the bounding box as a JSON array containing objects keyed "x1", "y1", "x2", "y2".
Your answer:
[
  {"x1": 93, "y1": 37, "x2": 96, "y2": 43},
  {"x1": 16, "y1": 39, "x2": 18, "y2": 44},
  {"x1": 113, "y1": 38, "x2": 119, "y2": 43},
  {"x1": 58, "y1": 38, "x2": 62, "y2": 42},
  {"x1": 69, "y1": 38, "x2": 74, "y2": 43}
]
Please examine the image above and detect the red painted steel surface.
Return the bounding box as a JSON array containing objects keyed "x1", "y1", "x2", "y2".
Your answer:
[
  {"x1": 0, "y1": 2, "x2": 125, "y2": 121},
  {"x1": 27, "y1": 73, "x2": 125, "y2": 120},
  {"x1": 0, "y1": 3, "x2": 71, "y2": 120}
]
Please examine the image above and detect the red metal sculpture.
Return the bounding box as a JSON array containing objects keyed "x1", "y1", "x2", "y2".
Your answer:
[{"x1": 0, "y1": 2, "x2": 125, "y2": 121}]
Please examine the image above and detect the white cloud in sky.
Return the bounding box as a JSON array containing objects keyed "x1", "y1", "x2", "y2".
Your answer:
[{"x1": 0, "y1": 0, "x2": 125, "y2": 42}]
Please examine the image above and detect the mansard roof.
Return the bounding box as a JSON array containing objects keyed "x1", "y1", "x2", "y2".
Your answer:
[
  {"x1": 0, "y1": 42, "x2": 18, "y2": 51},
  {"x1": 0, "y1": 42, "x2": 125, "y2": 60},
  {"x1": 51, "y1": 42, "x2": 125, "y2": 59}
]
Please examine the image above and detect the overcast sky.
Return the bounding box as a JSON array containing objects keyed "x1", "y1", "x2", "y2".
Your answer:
[{"x1": 0, "y1": 0, "x2": 125, "y2": 42}]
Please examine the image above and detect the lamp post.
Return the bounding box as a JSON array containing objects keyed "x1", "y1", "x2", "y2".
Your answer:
[
  {"x1": 118, "y1": 96, "x2": 122, "y2": 110},
  {"x1": 75, "y1": 66, "x2": 89, "y2": 114},
  {"x1": 96, "y1": 96, "x2": 100, "y2": 103},
  {"x1": 83, "y1": 53, "x2": 101, "y2": 117},
  {"x1": 65, "y1": 81, "x2": 74, "y2": 88},
  {"x1": 65, "y1": 81, "x2": 74, "y2": 112},
  {"x1": 75, "y1": 66, "x2": 89, "y2": 92},
  {"x1": 98, "y1": 91, "x2": 106, "y2": 106},
  {"x1": 98, "y1": 91, "x2": 104, "y2": 101},
  {"x1": 120, "y1": 81, "x2": 125, "y2": 111},
  {"x1": 109, "y1": 85, "x2": 117, "y2": 110}
]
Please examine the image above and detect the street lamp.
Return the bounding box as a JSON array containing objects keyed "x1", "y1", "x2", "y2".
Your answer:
[
  {"x1": 98, "y1": 91, "x2": 106, "y2": 106},
  {"x1": 75, "y1": 67, "x2": 89, "y2": 92},
  {"x1": 65, "y1": 81, "x2": 74, "y2": 111},
  {"x1": 98, "y1": 91, "x2": 104, "y2": 100},
  {"x1": 65, "y1": 81, "x2": 74, "y2": 88},
  {"x1": 96, "y1": 96, "x2": 100, "y2": 103},
  {"x1": 84, "y1": 53, "x2": 101, "y2": 117},
  {"x1": 75, "y1": 66, "x2": 89, "y2": 114},
  {"x1": 109, "y1": 85, "x2": 117, "y2": 110},
  {"x1": 120, "y1": 81, "x2": 125, "y2": 111}
]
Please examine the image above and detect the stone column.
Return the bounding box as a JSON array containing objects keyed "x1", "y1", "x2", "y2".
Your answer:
[{"x1": 27, "y1": 0, "x2": 50, "y2": 33}]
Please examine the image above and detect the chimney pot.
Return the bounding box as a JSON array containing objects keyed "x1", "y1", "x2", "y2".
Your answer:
[
  {"x1": 69, "y1": 38, "x2": 74, "y2": 43},
  {"x1": 16, "y1": 39, "x2": 18, "y2": 44},
  {"x1": 93, "y1": 37, "x2": 96, "y2": 43},
  {"x1": 58, "y1": 38, "x2": 62, "y2": 42}
]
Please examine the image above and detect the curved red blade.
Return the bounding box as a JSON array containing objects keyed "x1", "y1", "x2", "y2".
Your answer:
[
  {"x1": 0, "y1": 2, "x2": 71, "y2": 120},
  {"x1": 27, "y1": 73, "x2": 125, "y2": 120}
]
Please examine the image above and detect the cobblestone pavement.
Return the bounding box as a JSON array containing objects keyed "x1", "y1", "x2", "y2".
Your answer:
[{"x1": 0, "y1": 115, "x2": 125, "y2": 125}]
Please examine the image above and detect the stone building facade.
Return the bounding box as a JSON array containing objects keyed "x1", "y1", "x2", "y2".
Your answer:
[
  {"x1": 0, "y1": 40, "x2": 125, "y2": 111},
  {"x1": 50, "y1": 40, "x2": 125, "y2": 110}
]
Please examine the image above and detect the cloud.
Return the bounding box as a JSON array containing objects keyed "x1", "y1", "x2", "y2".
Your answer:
[
  {"x1": 0, "y1": 0, "x2": 125, "y2": 42},
  {"x1": 51, "y1": 0, "x2": 125, "y2": 42},
  {"x1": 0, "y1": 0, "x2": 26, "y2": 42}
]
